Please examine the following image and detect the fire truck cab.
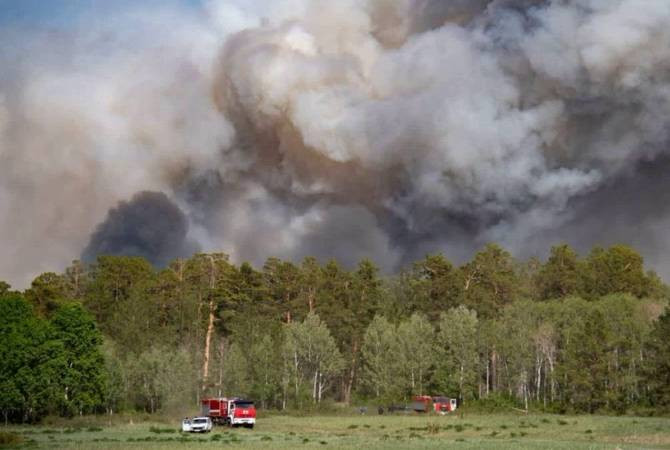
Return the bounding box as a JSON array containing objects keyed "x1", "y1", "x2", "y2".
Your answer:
[{"x1": 432, "y1": 396, "x2": 458, "y2": 413}]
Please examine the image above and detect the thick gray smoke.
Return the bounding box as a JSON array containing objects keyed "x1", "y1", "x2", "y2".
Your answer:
[
  {"x1": 1, "y1": 0, "x2": 670, "y2": 287},
  {"x1": 82, "y1": 191, "x2": 199, "y2": 267}
]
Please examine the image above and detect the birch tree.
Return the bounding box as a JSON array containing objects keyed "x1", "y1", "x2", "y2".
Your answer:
[
  {"x1": 396, "y1": 313, "x2": 434, "y2": 397},
  {"x1": 361, "y1": 315, "x2": 398, "y2": 400},
  {"x1": 284, "y1": 313, "x2": 344, "y2": 404},
  {"x1": 434, "y1": 306, "x2": 479, "y2": 403}
]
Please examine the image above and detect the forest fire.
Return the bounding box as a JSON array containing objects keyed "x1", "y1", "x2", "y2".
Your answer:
[{"x1": 1, "y1": 1, "x2": 670, "y2": 287}]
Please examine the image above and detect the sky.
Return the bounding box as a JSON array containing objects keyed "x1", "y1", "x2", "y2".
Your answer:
[{"x1": 0, "y1": 0, "x2": 203, "y2": 26}]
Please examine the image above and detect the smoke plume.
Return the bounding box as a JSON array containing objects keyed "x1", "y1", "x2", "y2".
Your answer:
[
  {"x1": 1, "y1": 0, "x2": 670, "y2": 286},
  {"x1": 81, "y1": 191, "x2": 199, "y2": 267}
]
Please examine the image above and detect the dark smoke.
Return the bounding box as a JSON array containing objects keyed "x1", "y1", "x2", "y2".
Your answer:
[
  {"x1": 2, "y1": 0, "x2": 670, "y2": 287},
  {"x1": 529, "y1": 156, "x2": 670, "y2": 272},
  {"x1": 82, "y1": 191, "x2": 199, "y2": 267}
]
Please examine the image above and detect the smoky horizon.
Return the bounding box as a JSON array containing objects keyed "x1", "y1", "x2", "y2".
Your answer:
[{"x1": 1, "y1": 0, "x2": 670, "y2": 287}]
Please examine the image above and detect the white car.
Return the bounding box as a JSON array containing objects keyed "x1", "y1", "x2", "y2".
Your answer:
[{"x1": 182, "y1": 417, "x2": 212, "y2": 433}]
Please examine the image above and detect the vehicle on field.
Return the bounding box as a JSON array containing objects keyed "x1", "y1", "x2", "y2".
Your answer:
[
  {"x1": 201, "y1": 397, "x2": 256, "y2": 428},
  {"x1": 379, "y1": 395, "x2": 457, "y2": 415},
  {"x1": 411, "y1": 395, "x2": 458, "y2": 414},
  {"x1": 182, "y1": 416, "x2": 212, "y2": 433},
  {"x1": 432, "y1": 396, "x2": 458, "y2": 413},
  {"x1": 182, "y1": 418, "x2": 191, "y2": 432}
]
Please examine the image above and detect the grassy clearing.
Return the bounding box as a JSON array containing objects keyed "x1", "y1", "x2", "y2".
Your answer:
[{"x1": 3, "y1": 413, "x2": 670, "y2": 449}]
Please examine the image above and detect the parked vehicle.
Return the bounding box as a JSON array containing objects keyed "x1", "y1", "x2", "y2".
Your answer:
[
  {"x1": 201, "y1": 397, "x2": 256, "y2": 428},
  {"x1": 411, "y1": 395, "x2": 458, "y2": 414},
  {"x1": 182, "y1": 416, "x2": 212, "y2": 433},
  {"x1": 182, "y1": 418, "x2": 191, "y2": 432},
  {"x1": 432, "y1": 396, "x2": 458, "y2": 414},
  {"x1": 378, "y1": 395, "x2": 457, "y2": 415}
]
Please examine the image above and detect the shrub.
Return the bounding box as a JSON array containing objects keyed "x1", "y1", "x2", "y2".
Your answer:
[
  {"x1": 463, "y1": 393, "x2": 520, "y2": 413},
  {"x1": 0, "y1": 432, "x2": 23, "y2": 445},
  {"x1": 426, "y1": 423, "x2": 440, "y2": 434}
]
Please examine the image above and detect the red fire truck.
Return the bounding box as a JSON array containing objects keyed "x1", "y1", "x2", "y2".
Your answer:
[
  {"x1": 201, "y1": 398, "x2": 256, "y2": 428},
  {"x1": 411, "y1": 395, "x2": 458, "y2": 414}
]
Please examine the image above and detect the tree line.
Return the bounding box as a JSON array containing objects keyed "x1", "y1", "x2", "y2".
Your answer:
[{"x1": 1, "y1": 243, "x2": 669, "y2": 422}]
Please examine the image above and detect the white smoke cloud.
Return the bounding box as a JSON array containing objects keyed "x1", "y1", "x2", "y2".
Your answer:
[{"x1": 2, "y1": 0, "x2": 670, "y2": 287}]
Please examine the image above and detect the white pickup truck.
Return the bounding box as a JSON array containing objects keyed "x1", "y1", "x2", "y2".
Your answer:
[{"x1": 182, "y1": 417, "x2": 212, "y2": 433}]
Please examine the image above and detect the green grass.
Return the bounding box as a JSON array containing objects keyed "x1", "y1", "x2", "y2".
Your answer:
[{"x1": 3, "y1": 413, "x2": 670, "y2": 449}]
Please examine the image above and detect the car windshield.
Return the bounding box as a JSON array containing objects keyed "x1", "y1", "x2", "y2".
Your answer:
[
  {"x1": 234, "y1": 402, "x2": 253, "y2": 408},
  {"x1": 193, "y1": 419, "x2": 207, "y2": 424}
]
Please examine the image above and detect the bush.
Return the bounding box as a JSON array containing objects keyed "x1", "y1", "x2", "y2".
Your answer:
[
  {"x1": 426, "y1": 423, "x2": 440, "y2": 434},
  {"x1": 462, "y1": 393, "x2": 521, "y2": 413},
  {"x1": 0, "y1": 431, "x2": 23, "y2": 445}
]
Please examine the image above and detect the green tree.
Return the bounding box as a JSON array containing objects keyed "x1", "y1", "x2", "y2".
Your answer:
[
  {"x1": 218, "y1": 261, "x2": 268, "y2": 338},
  {"x1": 284, "y1": 313, "x2": 344, "y2": 404},
  {"x1": 409, "y1": 254, "x2": 463, "y2": 322},
  {"x1": 396, "y1": 313, "x2": 434, "y2": 397},
  {"x1": 25, "y1": 272, "x2": 69, "y2": 317},
  {"x1": 125, "y1": 345, "x2": 195, "y2": 413},
  {"x1": 83, "y1": 255, "x2": 155, "y2": 338},
  {"x1": 643, "y1": 271, "x2": 670, "y2": 300},
  {"x1": 645, "y1": 306, "x2": 670, "y2": 409},
  {"x1": 378, "y1": 274, "x2": 413, "y2": 323},
  {"x1": 222, "y1": 343, "x2": 249, "y2": 397},
  {"x1": 596, "y1": 295, "x2": 650, "y2": 411},
  {"x1": 262, "y1": 257, "x2": 302, "y2": 322},
  {"x1": 101, "y1": 342, "x2": 124, "y2": 415},
  {"x1": 582, "y1": 246, "x2": 648, "y2": 299},
  {"x1": 64, "y1": 260, "x2": 87, "y2": 300},
  {"x1": 0, "y1": 293, "x2": 64, "y2": 422},
  {"x1": 434, "y1": 306, "x2": 479, "y2": 403},
  {"x1": 337, "y1": 259, "x2": 383, "y2": 403},
  {"x1": 50, "y1": 303, "x2": 107, "y2": 416},
  {"x1": 495, "y1": 301, "x2": 538, "y2": 410},
  {"x1": 183, "y1": 253, "x2": 230, "y2": 391},
  {"x1": 536, "y1": 245, "x2": 581, "y2": 300},
  {"x1": 248, "y1": 333, "x2": 283, "y2": 408},
  {"x1": 298, "y1": 257, "x2": 322, "y2": 317},
  {"x1": 461, "y1": 244, "x2": 520, "y2": 318},
  {"x1": 558, "y1": 299, "x2": 609, "y2": 412},
  {"x1": 360, "y1": 315, "x2": 399, "y2": 400}
]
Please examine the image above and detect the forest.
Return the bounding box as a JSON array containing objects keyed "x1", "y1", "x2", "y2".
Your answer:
[{"x1": 2, "y1": 243, "x2": 670, "y2": 423}]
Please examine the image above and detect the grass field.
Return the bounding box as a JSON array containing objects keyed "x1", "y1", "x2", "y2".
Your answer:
[{"x1": 3, "y1": 413, "x2": 670, "y2": 449}]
